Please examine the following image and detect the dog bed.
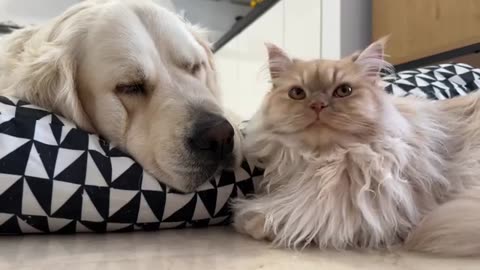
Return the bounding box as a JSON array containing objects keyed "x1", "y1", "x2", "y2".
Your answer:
[
  {"x1": 0, "y1": 63, "x2": 479, "y2": 234},
  {"x1": 383, "y1": 63, "x2": 480, "y2": 98},
  {"x1": 0, "y1": 96, "x2": 262, "y2": 234}
]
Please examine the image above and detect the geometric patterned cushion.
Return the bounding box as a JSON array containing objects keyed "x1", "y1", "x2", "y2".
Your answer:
[
  {"x1": 383, "y1": 63, "x2": 480, "y2": 99},
  {"x1": 0, "y1": 96, "x2": 262, "y2": 234}
]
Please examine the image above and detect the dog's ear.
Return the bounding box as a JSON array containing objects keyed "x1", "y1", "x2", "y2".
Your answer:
[
  {"x1": 4, "y1": 3, "x2": 95, "y2": 132},
  {"x1": 11, "y1": 44, "x2": 93, "y2": 132}
]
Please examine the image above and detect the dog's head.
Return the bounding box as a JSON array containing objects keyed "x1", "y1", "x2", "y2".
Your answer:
[{"x1": 2, "y1": 0, "x2": 241, "y2": 192}]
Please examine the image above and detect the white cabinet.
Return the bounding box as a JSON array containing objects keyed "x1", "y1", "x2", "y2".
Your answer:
[
  {"x1": 215, "y1": 1, "x2": 322, "y2": 120},
  {"x1": 321, "y1": 0, "x2": 342, "y2": 59},
  {"x1": 215, "y1": 0, "x2": 371, "y2": 121},
  {"x1": 237, "y1": 2, "x2": 284, "y2": 58},
  {"x1": 284, "y1": 0, "x2": 322, "y2": 60},
  {"x1": 216, "y1": 2, "x2": 286, "y2": 121},
  {"x1": 230, "y1": 2, "x2": 284, "y2": 120},
  {"x1": 215, "y1": 37, "x2": 239, "y2": 106}
]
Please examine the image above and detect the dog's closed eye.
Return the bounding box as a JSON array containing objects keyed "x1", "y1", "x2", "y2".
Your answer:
[
  {"x1": 115, "y1": 82, "x2": 146, "y2": 95},
  {"x1": 190, "y1": 63, "x2": 201, "y2": 75},
  {"x1": 184, "y1": 62, "x2": 204, "y2": 76}
]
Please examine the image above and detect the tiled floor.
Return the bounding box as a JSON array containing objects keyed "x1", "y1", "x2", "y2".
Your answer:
[{"x1": 1, "y1": 227, "x2": 479, "y2": 270}]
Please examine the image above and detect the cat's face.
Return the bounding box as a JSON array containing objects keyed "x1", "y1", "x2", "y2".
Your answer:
[{"x1": 257, "y1": 39, "x2": 391, "y2": 149}]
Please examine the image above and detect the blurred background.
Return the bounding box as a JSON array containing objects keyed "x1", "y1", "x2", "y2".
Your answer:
[
  {"x1": 0, "y1": 0, "x2": 252, "y2": 41},
  {"x1": 1, "y1": 0, "x2": 479, "y2": 120}
]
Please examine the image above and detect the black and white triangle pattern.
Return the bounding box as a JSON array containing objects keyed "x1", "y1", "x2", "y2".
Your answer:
[
  {"x1": 383, "y1": 63, "x2": 480, "y2": 99},
  {"x1": 0, "y1": 96, "x2": 261, "y2": 234}
]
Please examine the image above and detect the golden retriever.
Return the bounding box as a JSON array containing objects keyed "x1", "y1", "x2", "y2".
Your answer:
[{"x1": 0, "y1": 0, "x2": 242, "y2": 192}]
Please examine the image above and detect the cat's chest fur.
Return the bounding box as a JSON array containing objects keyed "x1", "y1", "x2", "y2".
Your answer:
[{"x1": 259, "y1": 137, "x2": 440, "y2": 248}]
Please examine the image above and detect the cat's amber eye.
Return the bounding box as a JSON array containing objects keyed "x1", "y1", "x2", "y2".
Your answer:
[
  {"x1": 333, "y1": 84, "x2": 353, "y2": 98},
  {"x1": 288, "y1": 87, "x2": 306, "y2": 100}
]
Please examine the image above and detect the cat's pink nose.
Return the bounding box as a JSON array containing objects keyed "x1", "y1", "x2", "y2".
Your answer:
[{"x1": 310, "y1": 102, "x2": 327, "y2": 113}]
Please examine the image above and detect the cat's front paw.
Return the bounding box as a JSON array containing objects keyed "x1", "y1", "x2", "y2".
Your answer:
[{"x1": 233, "y1": 212, "x2": 274, "y2": 241}]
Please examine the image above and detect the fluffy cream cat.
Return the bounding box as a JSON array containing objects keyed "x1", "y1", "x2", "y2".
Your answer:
[{"x1": 232, "y1": 38, "x2": 480, "y2": 256}]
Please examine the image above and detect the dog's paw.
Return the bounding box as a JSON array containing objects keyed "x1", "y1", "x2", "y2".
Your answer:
[{"x1": 233, "y1": 212, "x2": 274, "y2": 241}]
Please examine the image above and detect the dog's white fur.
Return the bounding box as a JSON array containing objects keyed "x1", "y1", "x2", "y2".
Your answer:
[
  {"x1": 234, "y1": 41, "x2": 480, "y2": 256},
  {"x1": 0, "y1": 0, "x2": 241, "y2": 192}
]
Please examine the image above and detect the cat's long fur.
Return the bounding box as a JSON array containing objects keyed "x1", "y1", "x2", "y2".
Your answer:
[{"x1": 233, "y1": 40, "x2": 480, "y2": 256}]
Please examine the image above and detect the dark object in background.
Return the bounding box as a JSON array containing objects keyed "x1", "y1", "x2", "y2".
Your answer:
[
  {"x1": 213, "y1": 0, "x2": 280, "y2": 52},
  {"x1": 0, "y1": 22, "x2": 22, "y2": 35}
]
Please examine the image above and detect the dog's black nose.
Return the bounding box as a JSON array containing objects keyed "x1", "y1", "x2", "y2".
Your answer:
[{"x1": 190, "y1": 115, "x2": 235, "y2": 160}]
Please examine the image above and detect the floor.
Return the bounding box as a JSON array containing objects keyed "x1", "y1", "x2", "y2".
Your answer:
[{"x1": 1, "y1": 227, "x2": 479, "y2": 270}]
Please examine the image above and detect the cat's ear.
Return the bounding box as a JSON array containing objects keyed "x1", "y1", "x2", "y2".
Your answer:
[
  {"x1": 265, "y1": 43, "x2": 293, "y2": 79},
  {"x1": 352, "y1": 36, "x2": 393, "y2": 78}
]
